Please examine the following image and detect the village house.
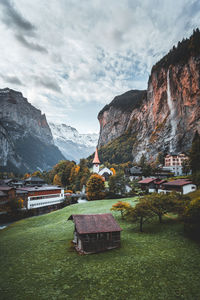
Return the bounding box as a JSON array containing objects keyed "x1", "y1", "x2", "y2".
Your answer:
[
  {"x1": 163, "y1": 153, "x2": 189, "y2": 176},
  {"x1": 138, "y1": 178, "x2": 156, "y2": 191},
  {"x1": 0, "y1": 190, "x2": 9, "y2": 212},
  {"x1": 68, "y1": 213, "x2": 122, "y2": 254},
  {"x1": 158, "y1": 179, "x2": 197, "y2": 195},
  {"x1": 0, "y1": 186, "x2": 16, "y2": 212},
  {"x1": 24, "y1": 176, "x2": 46, "y2": 186},
  {"x1": 138, "y1": 178, "x2": 196, "y2": 195},
  {"x1": 18, "y1": 185, "x2": 65, "y2": 209},
  {"x1": 128, "y1": 166, "x2": 142, "y2": 179}
]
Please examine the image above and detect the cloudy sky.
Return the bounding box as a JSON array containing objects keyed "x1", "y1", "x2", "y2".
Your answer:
[{"x1": 0, "y1": 0, "x2": 199, "y2": 133}]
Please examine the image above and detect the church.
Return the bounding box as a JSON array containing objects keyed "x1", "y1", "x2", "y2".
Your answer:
[{"x1": 92, "y1": 148, "x2": 113, "y2": 180}]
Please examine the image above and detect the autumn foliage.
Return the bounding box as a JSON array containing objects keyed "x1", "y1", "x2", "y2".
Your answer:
[
  {"x1": 53, "y1": 174, "x2": 62, "y2": 186},
  {"x1": 111, "y1": 201, "x2": 130, "y2": 218},
  {"x1": 86, "y1": 174, "x2": 105, "y2": 201}
]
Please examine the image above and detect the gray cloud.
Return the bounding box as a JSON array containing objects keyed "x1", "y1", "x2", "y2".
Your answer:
[
  {"x1": 15, "y1": 34, "x2": 48, "y2": 53},
  {"x1": 0, "y1": 0, "x2": 199, "y2": 133},
  {"x1": 33, "y1": 75, "x2": 62, "y2": 93},
  {"x1": 0, "y1": 0, "x2": 35, "y2": 35},
  {"x1": 0, "y1": 74, "x2": 23, "y2": 85}
]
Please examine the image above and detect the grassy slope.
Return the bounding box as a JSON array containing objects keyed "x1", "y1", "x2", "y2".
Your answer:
[{"x1": 0, "y1": 198, "x2": 200, "y2": 300}]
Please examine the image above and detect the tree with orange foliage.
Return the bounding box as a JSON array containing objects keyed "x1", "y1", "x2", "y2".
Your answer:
[
  {"x1": 32, "y1": 171, "x2": 43, "y2": 178},
  {"x1": 110, "y1": 167, "x2": 116, "y2": 176},
  {"x1": 53, "y1": 174, "x2": 62, "y2": 186},
  {"x1": 17, "y1": 198, "x2": 24, "y2": 209},
  {"x1": 111, "y1": 201, "x2": 130, "y2": 219},
  {"x1": 23, "y1": 173, "x2": 31, "y2": 179},
  {"x1": 86, "y1": 174, "x2": 105, "y2": 201}
]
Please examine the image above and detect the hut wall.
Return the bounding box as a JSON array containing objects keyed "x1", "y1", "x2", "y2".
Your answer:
[{"x1": 77, "y1": 231, "x2": 121, "y2": 253}]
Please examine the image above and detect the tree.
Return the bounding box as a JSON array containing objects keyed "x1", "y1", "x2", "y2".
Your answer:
[
  {"x1": 146, "y1": 193, "x2": 179, "y2": 223},
  {"x1": 53, "y1": 174, "x2": 62, "y2": 186},
  {"x1": 182, "y1": 196, "x2": 200, "y2": 238},
  {"x1": 32, "y1": 171, "x2": 43, "y2": 178},
  {"x1": 155, "y1": 152, "x2": 164, "y2": 166},
  {"x1": 86, "y1": 174, "x2": 105, "y2": 201},
  {"x1": 111, "y1": 201, "x2": 131, "y2": 219},
  {"x1": 125, "y1": 199, "x2": 155, "y2": 232},
  {"x1": 110, "y1": 167, "x2": 116, "y2": 176},
  {"x1": 108, "y1": 171, "x2": 126, "y2": 196},
  {"x1": 182, "y1": 159, "x2": 190, "y2": 175},
  {"x1": 23, "y1": 173, "x2": 31, "y2": 179},
  {"x1": 139, "y1": 154, "x2": 146, "y2": 168},
  {"x1": 189, "y1": 131, "x2": 200, "y2": 174}
]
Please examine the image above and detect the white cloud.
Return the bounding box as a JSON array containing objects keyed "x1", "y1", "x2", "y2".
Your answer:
[{"x1": 0, "y1": 0, "x2": 199, "y2": 133}]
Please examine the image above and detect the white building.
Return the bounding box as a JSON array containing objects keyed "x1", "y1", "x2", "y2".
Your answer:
[
  {"x1": 164, "y1": 153, "x2": 189, "y2": 176},
  {"x1": 92, "y1": 148, "x2": 113, "y2": 180},
  {"x1": 158, "y1": 179, "x2": 196, "y2": 195},
  {"x1": 19, "y1": 186, "x2": 65, "y2": 209}
]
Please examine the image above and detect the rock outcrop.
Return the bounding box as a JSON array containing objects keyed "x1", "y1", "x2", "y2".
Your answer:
[
  {"x1": 0, "y1": 88, "x2": 65, "y2": 173},
  {"x1": 98, "y1": 30, "x2": 200, "y2": 163}
]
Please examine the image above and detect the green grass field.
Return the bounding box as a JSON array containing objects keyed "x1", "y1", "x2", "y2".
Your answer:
[{"x1": 1, "y1": 198, "x2": 200, "y2": 300}]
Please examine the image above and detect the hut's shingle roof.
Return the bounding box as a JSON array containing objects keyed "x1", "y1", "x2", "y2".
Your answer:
[{"x1": 68, "y1": 213, "x2": 122, "y2": 234}]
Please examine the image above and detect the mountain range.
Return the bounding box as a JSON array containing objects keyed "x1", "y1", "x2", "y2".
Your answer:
[
  {"x1": 0, "y1": 88, "x2": 98, "y2": 173},
  {"x1": 49, "y1": 123, "x2": 98, "y2": 162}
]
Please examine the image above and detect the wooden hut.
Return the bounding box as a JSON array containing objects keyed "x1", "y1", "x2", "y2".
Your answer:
[{"x1": 68, "y1": 213, "x2": 122, "y2": 254}]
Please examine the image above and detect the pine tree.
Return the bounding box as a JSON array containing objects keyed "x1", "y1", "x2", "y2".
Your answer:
[{"x1": 190, "y1": 131, "x2": 200, "y2": 174}]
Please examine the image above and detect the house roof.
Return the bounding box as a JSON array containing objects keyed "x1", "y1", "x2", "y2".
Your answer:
[
  {"x1": 68, "y1": 213, "x2": 122, "y2": 234},
  {"x1": 93, "y1": 148, "x2": 100, "y2": 164},
  {"x1": 154, "y1": 179, "x2": 166, "y2": 185},
  {"x1": 25, "y1": 176, "x2": 45, "y2": 182},
  {"x1": 0, "y1": 186, "x2": 14, "y2": 191},
  {"x1": 163, "y1": 179, "x2": 193, "y2": 187},
  {"x1": 130, "y1": 166, "x2": 142, "y2": 174},
  {"x1": 19, "y1": 185, "x2": 62, "y2": 192},
  {"x1": 99, "y1": 167, "x2": 113, "y2": 176},
  {"x1": 138, "y1": 178, "x2": 156, "y2": 184}
]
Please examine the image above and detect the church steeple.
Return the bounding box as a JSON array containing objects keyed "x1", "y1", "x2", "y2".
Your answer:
[{"x1": 93, "y1": 147, "x2": 100, "y2": 173}]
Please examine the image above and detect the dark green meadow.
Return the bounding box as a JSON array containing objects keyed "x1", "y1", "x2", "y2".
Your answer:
[{"x1": 1, "y1": 198, "x2": 200, "y2": 300}]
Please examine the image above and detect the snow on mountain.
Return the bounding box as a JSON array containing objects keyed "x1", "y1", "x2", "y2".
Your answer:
[{"x1": 49, "y1": 123, "x2": 98, "y2": 162}]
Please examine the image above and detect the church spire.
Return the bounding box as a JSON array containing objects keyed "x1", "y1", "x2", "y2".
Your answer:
[
  {"x1": 93, "y1": 147, "x2": 100, "y2": 164},
  {"x1": 93, "y1": 147, "x2": 100, "y2": 173}
]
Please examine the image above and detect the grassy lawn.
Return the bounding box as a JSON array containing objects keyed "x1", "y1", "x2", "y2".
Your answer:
[{"x1": 0, "y1": 197, "x2": 200, "y2": 300}]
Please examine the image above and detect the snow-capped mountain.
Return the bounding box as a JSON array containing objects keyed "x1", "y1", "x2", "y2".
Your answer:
[{"x1": 49, "y1": 122, "x2": 98, "y2": 162}]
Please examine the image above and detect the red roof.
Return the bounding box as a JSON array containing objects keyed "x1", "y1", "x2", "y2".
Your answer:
[
  {"x1": 163, "y1": 179, "x2": 193, "y2": 187},
  {"x1": 93, "y1": 148, "x2": 100, "y2": 164},
  {"x1": 18, "y1": 185, "x2": 61, "y2": 192},
  {"x1": 154, "y1": 180, "x2": 166, "y2": 185},
  {"x1": 68, "y1": 213, "x2": 122, "y2": 234},
  {"x1": 138, "y1": 178, "x2": 156, "y2": 184}
]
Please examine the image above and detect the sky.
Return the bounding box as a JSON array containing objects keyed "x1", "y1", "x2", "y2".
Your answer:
[{"x1": 0, "y1": 0, "x2": 199, "y2": 133}]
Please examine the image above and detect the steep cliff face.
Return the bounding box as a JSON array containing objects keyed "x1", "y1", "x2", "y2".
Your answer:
[
  {"x1": 0, "y1": 88, "x2": 65, "y2": 173},
  {"x1": 98, "y1": 90, "x2": 146, "y2": 147},
  {"x1": 98, "y1": 30, "x2": 200, "y2": 163}
]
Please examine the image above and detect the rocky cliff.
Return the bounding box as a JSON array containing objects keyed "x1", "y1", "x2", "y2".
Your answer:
[
  {"x1": 0, "y1": 88, "x2": 65, "y2": 173},
  {"x1": 98, "y1": 29, "x2": 200, "y2": 163}
]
